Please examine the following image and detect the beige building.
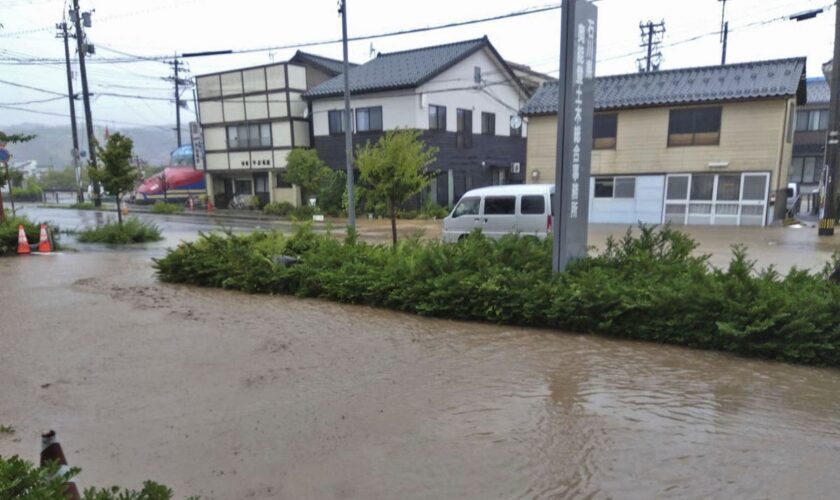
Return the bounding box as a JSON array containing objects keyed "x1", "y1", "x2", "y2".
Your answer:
[
  {"x1": 194, "y1": 51, "x2": 352, "y2": 208},
  {"x1": 522, "y1": 58, "x2": 807, "y2": 226}
]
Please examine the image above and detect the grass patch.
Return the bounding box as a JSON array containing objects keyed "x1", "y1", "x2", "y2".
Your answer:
[
  {"x1": 0, "y1": 425, "x2": 14, "y2": 435},
  {"x1": 154, "y1": 224, "x2": 840, "y2": 367},
  {"x1": 70, "y1": 202, "x2": 96, "y2": 210},
  {"x1": 77, "y1": 218, "x2": 163, "y2": 244},
  {"x1": 150, "y1": 202, "x2": 184, "y2": 214}
]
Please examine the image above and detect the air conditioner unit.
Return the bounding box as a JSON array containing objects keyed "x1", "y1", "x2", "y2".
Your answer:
[{"x1": 510, "y1": 162, "x2": 521, "y2": 174}]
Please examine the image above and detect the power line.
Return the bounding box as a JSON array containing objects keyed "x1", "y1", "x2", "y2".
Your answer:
[
  {"x1": 0, "y1": 96, "x2": 66, "y2": 106},
  {"x1": 0, "y1": 103, "x2": 173, "y2": 129}
]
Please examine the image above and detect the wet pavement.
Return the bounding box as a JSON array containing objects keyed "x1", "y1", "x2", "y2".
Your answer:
[{"x1": 2, "y1": 222, "x2": 840, "y2": 498}]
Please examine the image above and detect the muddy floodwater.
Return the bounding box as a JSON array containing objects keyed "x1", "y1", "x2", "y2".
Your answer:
[{"x1": 2, "y1": 250, "x2": 840, "y2": 499}]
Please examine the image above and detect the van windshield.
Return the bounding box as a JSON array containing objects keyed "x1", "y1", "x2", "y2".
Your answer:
[{"x1": 453, "y1": 197, "x2": 480, "y2": 217}]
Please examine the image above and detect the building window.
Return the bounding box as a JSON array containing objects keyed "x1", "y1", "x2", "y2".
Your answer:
[
  {"x1": 481, "y1": 112, "x2": 496, "y2": 135},
  {"x1": 796, "y1": 109, "x2": 829, "y2": 131},
  {"x1": 510, "y1": 115, "x2": 523, "y2": 137},
  {"x1": 356, "y1": 106, "x2": 383, "y2": 132},
  {"x1": 429, "y1": 105, "x2": 446, "y2": 131},
  {"x1": 328, "y1": 110, "x2": 346, "y2": 135},
  {"x1": 593, "y1": 113, "x2": 617, "y2": 149},
  {"x1": 790, "y1": 156, "x2": 822, "y2": 183},
  {"x1": 456, "y1": 108, "x2": 473, "y2": 148},
  {"x1": 594, "y1": 177, "x2": 635, "y2": 198},
  {"x1": 474, "y1": 66, "x2": 482, "y2": 84},
  {"x1": 668, "y1": 107, "x2": 722, "y2": 146},
  {"x1": 227, "y1": 123, "x2": 270, "y2": 149}
]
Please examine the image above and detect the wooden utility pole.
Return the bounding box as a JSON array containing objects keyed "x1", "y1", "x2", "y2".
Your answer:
[{"x1": 820, "y1": 0, "x2": 840, "y2": 236}]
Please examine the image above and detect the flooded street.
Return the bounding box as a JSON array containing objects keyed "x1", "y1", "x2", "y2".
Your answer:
[{"x1": 2, "y1": 247, "x2": 840, "y2": 499}]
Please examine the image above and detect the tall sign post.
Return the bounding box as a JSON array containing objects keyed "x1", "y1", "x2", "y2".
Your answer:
[{"x1": 553, "y1": 0, "x2": 598, "y2": 272}]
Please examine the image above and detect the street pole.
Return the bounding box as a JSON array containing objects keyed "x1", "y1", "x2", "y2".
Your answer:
[
  {"x1": 644, "y1": 22, "x2": 653, "y2": 72},
  {"x1": 58, "y1": 21, "x2": 83, "y2": 203},
  {"x1": 71, "y1": 0, "x2": 100, "y2": 207},
  {"x1": 719, "y1": 0, "x2": 729, "y2": 65},
  {"x1": 339, "y1": 0, "x2": 356, "y2": 230},
  {"x1": 4, "y1": 161, "x2": 15, "y2": 217},
  {"x1": 820, "y1": 0, "x2": 840, "y2": 236},
  {"x1": 174, "y1": 55, "x2": 182, "y2": 147}
]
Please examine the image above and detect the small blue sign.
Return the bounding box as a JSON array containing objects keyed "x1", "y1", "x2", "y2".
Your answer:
[{"x1": 0, "y1": 148, "x2": 9, "y2": 162}]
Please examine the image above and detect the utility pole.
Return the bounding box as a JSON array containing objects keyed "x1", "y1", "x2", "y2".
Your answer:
[
  {"x1": 719, "y1": 0, "x2": 731, "y2": 65},
  {"x1": 57, "y1": 20, "x2": 83, "y2": 203},
  {"x1": 165, "y1": 56, "x2": 192, "y2": 148},
  {"x1": 174, "y1": 56, "x2": 182, "y2": 147},
  {"x1": 339, "y1": 0, "x2": 356, "y2": 230},
  {"x1": 637, "y1": 21, "x2": 665, "y2": 72},
  {"x1": 70, "y1": 0, "x2": 100, "y2": 206},
  {"x1": 819, "y1": 0, "x2": 840, "y2": 236}
]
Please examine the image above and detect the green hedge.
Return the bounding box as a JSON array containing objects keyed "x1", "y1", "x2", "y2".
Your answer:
[
  {"x1": 150, "y1": 202, "x2": 184, "y2": 214},
  {"x1": 153, "y1": 225, "x2": 840, "y2": 367},
  {"x1": 77, "y1": 218, "x2": 163, "y2": 244}
]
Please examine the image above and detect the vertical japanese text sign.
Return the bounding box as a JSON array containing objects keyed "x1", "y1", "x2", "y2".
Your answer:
[{"x1": 553, "y1": 0, "x2": 597, "y2": 272}]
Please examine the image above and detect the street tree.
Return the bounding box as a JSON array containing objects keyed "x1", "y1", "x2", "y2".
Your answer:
[
  {"x1": 355, "y1": 129, "x2": 438, "y2": 245},
  {"x1": 91, "y1": 132, "x2": 138, "y2": 225},
  {"x1": 283, "y1": 148, "x2": 330, "y2": 203},
  {"x1": 0, "y1": 131, "x2": 35, "y2": 223}
]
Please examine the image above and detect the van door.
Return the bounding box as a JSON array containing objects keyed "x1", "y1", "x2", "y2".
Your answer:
[
  {"x1": 483, "y1": 195, "x2": 517, "y2": 239},
  {"x1": 446, "y1": 195, "x2": 482, "y2": 240},
  {"x1": 518, "y1": 194, "x2": 547, "y2": 236}
]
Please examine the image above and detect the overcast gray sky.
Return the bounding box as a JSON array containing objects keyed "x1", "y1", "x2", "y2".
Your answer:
[{"x1": 0, "y1": 0, "x2": 835, "y2": 130}]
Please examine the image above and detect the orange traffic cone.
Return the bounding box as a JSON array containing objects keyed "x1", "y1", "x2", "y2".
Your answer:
[
  {"x1": 38, "y1": 224, "x2": 52, "y2": 253},
  {"x1": 41, "y1": 430, "x2": 81, "y2": 499},
  {"x1": 206, "y1": 198, "x2": 214, "y2": 212},
  {"x1": 16, "y1": 225, "x2": 31, "y2": 254}
]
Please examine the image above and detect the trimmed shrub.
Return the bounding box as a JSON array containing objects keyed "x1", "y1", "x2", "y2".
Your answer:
[
  {"x1": 154, "y1": 225, "x2": 840, "y2": 367},
  {"x1": 77, "y1": 218, "x2": 162, "y2": 244},
  {"x1": 291, "y1": 205, "x2": 315, "y2": 221},
  {"x1": 263, "y1": 201, "x2": 294, "y2": 217},
  {"x1": 70, "y1": 202, "x2": 95, "y2": 210},
  {"x1": 150, "y1": 202, "x2": 184, "y2": 214}
]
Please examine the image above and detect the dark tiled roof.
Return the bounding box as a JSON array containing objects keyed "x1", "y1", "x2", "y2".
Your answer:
[
  {"x1": 521, "y1": 57, "x2": 807, "y2": 115},
  {"x1": 806, "y1": 77, "x2": 830, "y2": 103},
  {"x1": 305, "y1": 37, "x2": 518, "y2": 98},
  {"x1": 290, "y1": 51, "x2": 356, "y2": 77}
]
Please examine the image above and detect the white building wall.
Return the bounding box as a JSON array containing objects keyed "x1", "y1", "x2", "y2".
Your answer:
[
  {"x1": 417, "y1": 48, "x2": 527, "y2": 136},
  {"x1": 311, "y1": 91, "x2": 418, "y2": 136},
  {"x1": 588, "y1": 175, "x2": 665, "y2": 224}
]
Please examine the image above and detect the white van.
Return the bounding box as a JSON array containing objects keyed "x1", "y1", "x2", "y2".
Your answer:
[{"x1": 442, "y1": 184, "x2": 555, "y2": 242}]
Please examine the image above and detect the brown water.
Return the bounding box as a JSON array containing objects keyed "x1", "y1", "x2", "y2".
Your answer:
[{"x1": 2, "y1": 252, "x2": 840, "y2": 499}]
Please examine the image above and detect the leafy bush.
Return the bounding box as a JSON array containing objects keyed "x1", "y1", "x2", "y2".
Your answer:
[
  {"x1": 418, "y1": 201, "x2": 450, "y2": 219},
  {"x1": 291, "y1": 205, "x2": 316, "y2": 221},
  {"x1": 77, "y1": 218, "x2": 163, "y2": 244},
  {"x1": 10, "y1": 182, "x2": 43, "y2": 202},
  {"x1": 263, "y1": 201, "x2": 294, "y2": 217},
  {"x1": 71, "y1": 202, "x2": 96, "y2": 210},
  {"x1": 0, "y1": 454, "x2": 196, "y2": 499},
  {"x1": 150, "y1": 202, "x2": 184, "y2": 214},
  {"x1": 154, "y1": 225, "x2": 840, "y2": 367}
]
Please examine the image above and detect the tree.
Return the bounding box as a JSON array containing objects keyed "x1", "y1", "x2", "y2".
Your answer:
[
  {"x1": 0, "y1": 131, "x2": 35, "y2": 223},
  {"x1": 91, "y1": 133, "x2": 138, "y2": 225},
  {"x1": 283, "y1": 148, "x2": 329, "y2": 204},
  {"x1": 355, "y1": 129, "x2": 438, "y2": 245}
]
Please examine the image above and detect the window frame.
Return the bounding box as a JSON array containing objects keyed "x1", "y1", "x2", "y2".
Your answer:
[
  {"x1": 429, "y1": 104, "x2": 447, "y2": 131},
  {"x1": 667, "y1": 106, "x2": 722, "y2": 147},
  {"x1": 593, "y1": 176, "x2": 635, "y2": 199},
  {"x1": 226, "y1": 122, "x2": 272, "y2": 150},
  {"x1": 593, "y1": 112, "x2": 618, "y2": 150},
  {"x1": 456, "y1": 108, "x2": 473, "y2": 148},
  {"x1": 328, "y1": 110, "x2": 346, "y2": 135},
  {"x1": 355, "y1": 106, "x2": 383, "y2": 133},
  {"x1": 481, "y1": 112, "x2": 496, "y2": 136},
  {"x1": 452, "y1": 196, "x2": 480, "y2": 218},
  {"x1": 520, "y1": 195, "x2": 546, "y2": 215}
]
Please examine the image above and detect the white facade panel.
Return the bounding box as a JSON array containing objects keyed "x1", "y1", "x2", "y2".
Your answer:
[
  {"x1": 589, "y1": 175, "x2": 665, "y2": 224},
  {"x1": 197, "y1": 75, "x2": 221, "y2": 99},
  {"x1": 250, "y1": 150, "x2": 273, "y2": 168},
  {"x1": 220, "y1": 72, "x2": 243, "y2": 96},
  {"x1": 273, "y1": 149, "x2": 290, "y2": 168},
  {"x1": 203, "y1": 126, "x2": 227, "y2": 151},
  {"x1": 266, "y1": 65, "x2": 287, "y2": 90},
  {"x1": 244, "y1": 94, "x2": 268, "y2": 120},
  {"x1": 287, "y1": 64, "x2": 307, "y2": 89},
  {"x1": 293, "y1": 121, "x2": 310, "y2": 147},
  {"x1": 199, "y1": 100, "x2": 224, "y2": 124},
  {"x1": 206, "y1": 153, "x2": 229, "y2": 171},
  {"x1": 268, "y1": 92, "x2": 288, "y2": 118},
  {"x1": 229, "y1": 152, "x2": 251, "y2": 169},
  {"x1": 242, "y1": 68, "x2": 266, "y2": 93},
  {"x1": 288, "y1": 91, "x2": 307, "y2": 117},
  {"x1": 223, "y1": 97, "x2": 245, "y2": 122},
  {"x1": 311, "y1": 91, "x2": 418, "y2": 136},
  {"x1": 272, "y1": 122, "x2": 292, "y2": 147}
]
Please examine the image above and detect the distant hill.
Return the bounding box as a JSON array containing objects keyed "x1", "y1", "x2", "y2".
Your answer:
[{"x1": 3, "y1": 123, "x2": 188, "y2": 168}]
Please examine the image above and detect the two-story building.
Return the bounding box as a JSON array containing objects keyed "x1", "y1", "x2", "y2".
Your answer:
[
  {"x1": 790, "y1": 77, "x2": 829, "y2": 213},
  {"x1": 303, "y1": 37, "x2": 531, "y2": 207},
  {"x1": 522, "y1": 57, "x2": 807, "y2": 226},
  {"x1": 194, "y1": 51, "x2": 353, "y2": 207}
]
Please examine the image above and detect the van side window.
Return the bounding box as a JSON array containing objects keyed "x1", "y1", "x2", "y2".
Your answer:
[
  {"x1": 453, "y1": 197, "x2": 480, "y2": 217},
  {"x1": 520, "y1": 195, "x2": 545, "y2": 214},
  {"x1": 484, "y1": 196, "x2": 516, "y2": 215}
]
